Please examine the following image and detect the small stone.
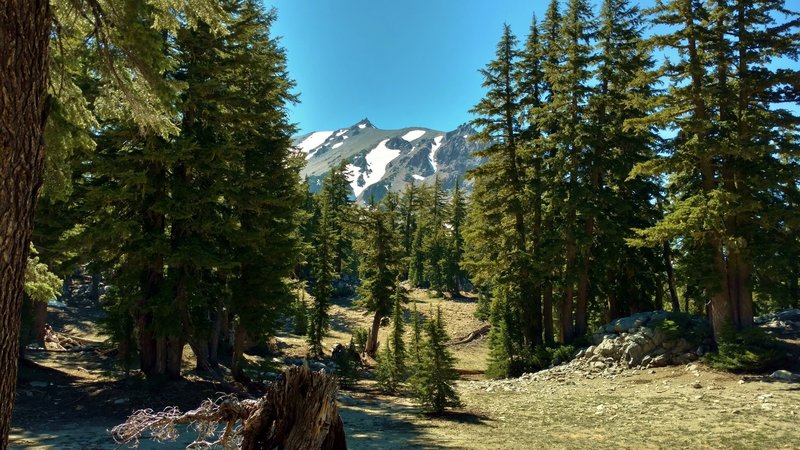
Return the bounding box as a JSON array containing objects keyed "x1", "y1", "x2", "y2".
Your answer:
[
  {"x1": 691, "y1": 381, "x2": 702, "y2": 389},
  {"x1": 649, "y1": 370, "x2": 656, "y2": 374},
  {"x1": 113, "y1": 398, "x2": 129, "y2": 405},
  {"x1": 738, "y1": 379, "x2": 746, "y2": 385}
]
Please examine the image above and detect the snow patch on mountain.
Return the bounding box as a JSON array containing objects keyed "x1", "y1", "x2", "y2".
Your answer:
[
  {"x1": 358, "y1": 123, "x2": 367, "y2": 129},
  {"x1": 402, "y1": 129, "x2": 426, "y2": 142},
  {"x1": 429, "y1": 135, "x2": 444, "y2": 172},
  {"x1": 298, "y1": 131, "x2": 333, "y2": 154},
  {"x1": 348, "y1": 139, "x2": 401, "y2": 197},
  {"x1": 332, "y1": 142, "x2": 343, "y2": 149},
  {"x1": 335, "y1": 129, "x2": 348, "y2": 137},
  {"x1": 412, "y1": 174, "x2": 425, "y2": 181}
]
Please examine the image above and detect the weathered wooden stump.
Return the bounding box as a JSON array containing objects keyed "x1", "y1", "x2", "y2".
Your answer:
[{"x1": 112, "y1": 364, "x2": 347, "y2": 449}]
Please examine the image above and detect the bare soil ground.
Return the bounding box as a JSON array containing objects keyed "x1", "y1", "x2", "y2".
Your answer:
[{"x1": 10, "y1": 291, "x2": 800, "y2": 449}]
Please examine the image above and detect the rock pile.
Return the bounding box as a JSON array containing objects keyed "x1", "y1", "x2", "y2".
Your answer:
[
  {"x1": 755, "y1": 309, "x2": 800, "y2": 337},
  {"x1": 584, "y1": 311, "x2": 713, "y2": 370}
]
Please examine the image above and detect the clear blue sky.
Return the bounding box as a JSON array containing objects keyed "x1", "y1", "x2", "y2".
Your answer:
[
  {"x1": 267, "y1": 0, "x2": 565, "y2": 134},
  {"x1": 270, "y1": 1, "x2": 706, "y2": 134}
]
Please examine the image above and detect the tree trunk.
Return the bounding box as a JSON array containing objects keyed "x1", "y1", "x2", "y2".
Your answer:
[
  {"x1": 31, "y1": 300, "x2": 47, "y2": 347},
  {"x1": 241, "y1": 365, "x2": 347, "y2": 450},
  {"x1": 575, "y1": 246, "x2": 591, "y2": 338},
  {"x1": 231, "y1": 321, "x2": 248, "y2": 382},
  {"x1": 112, "y1": 365, "x2": 348, "y2": 450},
  {"x1": 791, "y1": 266, "x2": 799, "y2": 309},
  {"x1": 561, "y1": 232, "x2": 576, "y2": 343},
  {"x1": 209, "y1": 298, "x2": 224, "y2": 367},
  {"x1": 543, "y1": 281, "x2": 554, "y2": 346},
  {"x1": 663, "y1": 240, "x2": 680, "y2": 313},
  {"x1": 364, "y1": 310, "x2": 382, "y2": 357},
  {"x1": 655, "y1": 279, "x2": 664, "y2": 311},
  {"x1": 0, "y1": 0, "x2": 52, "y2": 445}
]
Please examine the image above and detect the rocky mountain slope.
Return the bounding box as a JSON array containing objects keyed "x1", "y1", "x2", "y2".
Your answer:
[{"x1": 295, "y1": 119, "x2": 487, "y2": 202}]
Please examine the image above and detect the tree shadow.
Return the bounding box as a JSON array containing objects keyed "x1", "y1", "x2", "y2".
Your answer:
[
  {"x1": 339, "y1": 398, "x2": 452, "y2": 449},
  {"x1": 426, "y1": 409, "x2": 492, "y2": 425}
]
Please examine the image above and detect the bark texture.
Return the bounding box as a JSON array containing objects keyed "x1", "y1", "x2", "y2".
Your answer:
[
  {"x1": 0, "y1": 0, "x2": 52, "y2": 446},
  {"x1": 112, "y1": 365, "x2": 347, "y2": 450},
  {"x1": 241, "y1": 365, "x2": 347, "y2": 450}
]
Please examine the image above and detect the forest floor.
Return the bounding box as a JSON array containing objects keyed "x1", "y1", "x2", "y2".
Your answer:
[{"x1": 10, "y1": 290, "x2": 800, "y2": 449}]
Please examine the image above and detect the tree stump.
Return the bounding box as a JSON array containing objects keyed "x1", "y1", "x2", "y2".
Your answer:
[{"x1": 112, "y1": 364, "x2": 347, "y2": 449}]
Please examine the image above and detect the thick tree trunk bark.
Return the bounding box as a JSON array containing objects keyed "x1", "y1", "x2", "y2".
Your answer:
[
  {"x1": 0, "y1": 1, "x2": 52, "y2": 445},
  {"x1": 241, "y1": 365, "x2": 347, "y2": 450}
]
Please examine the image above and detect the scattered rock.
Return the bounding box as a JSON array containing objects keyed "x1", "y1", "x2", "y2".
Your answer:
[
  {"x1": 113, "y1": 398, "x2": 129, "y2": 405},
  {"x1": 691, "y1": 381, "x2": 702, "y2": 389},
  {"x1": 769, "y1": 370, "x2": 800, "y2": 382}
]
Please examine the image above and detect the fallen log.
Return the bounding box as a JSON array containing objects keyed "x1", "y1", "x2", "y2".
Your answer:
[
  {"x1": 448, "y1": 324, "x2": 490, "y2": 346},
  {"x1": 111, "y1": 364, "x2": 347, "y2": 450}
]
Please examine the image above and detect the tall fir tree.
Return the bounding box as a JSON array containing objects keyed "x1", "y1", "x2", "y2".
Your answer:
[{"x1": 466, "y1": 24, "x2": 542, "y2": 351}]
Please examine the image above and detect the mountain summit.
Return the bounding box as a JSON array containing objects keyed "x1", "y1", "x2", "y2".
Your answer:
[{"x1": 296, "y1": 120, "x2": 486, "y2": 201}]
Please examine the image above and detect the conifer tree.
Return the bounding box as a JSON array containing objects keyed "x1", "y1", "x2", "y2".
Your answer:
[
  {"x1": 309, "y1": 201, "x2": 336, "y2": 357},
  {"x1": 390, "y1": 281, "x2": 408, "y2": 376},
  {"x1": 590, "y1": 0, "x2": 661, "y2": 320},
  {"x1": 629, "y1": 0, "x2": 799, "y2": 338},
  {"x1": 410, "y1": 301, "x2": 424, "y2": 366},
  {"x1": 445, "y1": 179, "x2": 468, "y2": 294},
  {"x1": 376, "y1": 283, "x2": 408, "y2": 392},
  {"x1": 410, "y1": 306, "x2": 462, "y2": 414},
  {"x1": 321, "y1": 161, "x2": 355, "y2": 277},
  {"x1": 355, "y1": 206, "x2": 403, "y2": 356},
  {"x1": 466, "y1": 24, "x2": 542, "y2": 349}
]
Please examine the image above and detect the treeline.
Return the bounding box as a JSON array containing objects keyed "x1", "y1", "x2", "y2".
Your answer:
[
  {"x1": 29, "y1": 0, "x2": 303, "y2": 381},
  {"x1": 465, "y1": 0, "x2": 799, "y2": 376}
]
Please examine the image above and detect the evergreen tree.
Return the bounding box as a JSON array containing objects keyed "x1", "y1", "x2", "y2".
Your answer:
[
  {"x1": 355, "y1": 205, "x2": 403, "y2": 356},
  {"x1": 321, "y1": 160, "x2": 356, "y2": 277},
  {"x1": 375, "y1": 285, "x2": 407, "y2": 393},
  {"x1": 390, "y1": 281, "x2": 408, "y2": 376},
  {"x1": 590, "y1": 0, "x2": 661, "y2": 321},
  {"x1": 410, "y1": 300, "x2": 424, "y2": 366},
  {"x1": 445, "y1": 179, "x2": 468, "y2": 294},
  {"x1": 0, "y1": 0, "x2": 225, "y2": 443},
  {"x1": 629, "y1": 0, "x2": 800, "y2": 338},
  {"x1": 466, "y1": 24, "x2": 542, "y2": 351},
  {"x1": 410, "y1": 307, "x2": 462, "y2": 414},
  {"x1": 309, "y1": 200, "x2": 336, "y2": 357},
  {"x1": 375, "y1": 340, "x2": 399, "y2": 392}
]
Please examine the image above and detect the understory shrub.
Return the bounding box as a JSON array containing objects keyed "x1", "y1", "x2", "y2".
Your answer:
[{"x1": 704, "y1": 325, "x2": 784, "y2": 373}]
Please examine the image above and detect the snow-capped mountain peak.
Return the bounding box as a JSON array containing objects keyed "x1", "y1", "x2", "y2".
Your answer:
[{"x1": 295, "y1": 119, "x2": 486, "y2": 202}]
